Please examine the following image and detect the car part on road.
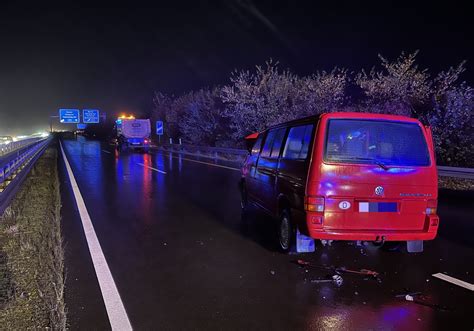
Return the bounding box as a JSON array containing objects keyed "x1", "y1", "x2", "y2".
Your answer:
[
  {"x1": 311, "y1": 274, "x2": 344, "y2": 287},
  {"x1": 336, "y1": 267, "x2": 380, "y2": 279},
  {"x1": 296, "y1": 229, "x2": 315, "y2": 253},
  {"x1": 395, "y1": 291, "x2": 421, "y2": 298},
  {"x1": 295, "y1": 259, "x2": 380, "y2": 280},
  {"x1": 407, "y1": 240, "x2": 424, "y2": 253},
  {"x1": 396, "y1": 292, "x2": 449, "y2": 311},
  {"x1": 320, "y1": 239, "x2": 333, "y2": 246}
]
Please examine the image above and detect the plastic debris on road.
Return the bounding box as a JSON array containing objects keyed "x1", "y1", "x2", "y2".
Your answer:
[
  {"x1": 311, "y1": 274, "x2": 344, "y2": 287},
  {"x1": 296, "y1": 229, "x2": 315, "y2": 253}
]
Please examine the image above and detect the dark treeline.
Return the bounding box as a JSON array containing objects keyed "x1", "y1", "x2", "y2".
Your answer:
[{"x1": 151, "y1": 52, "x2": 472, "y2": 167}]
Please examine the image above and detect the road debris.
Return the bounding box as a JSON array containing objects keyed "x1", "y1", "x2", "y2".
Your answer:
[
  {"x1": 395, "y1": 291, "x2": 421, "y2": 298},
  {"x1": 335, "y1": 266, "x2": 379, "y2": 279},
  {"x1": 311, "y1": 275, "x2": 344, "y2": 287},
  {"x1": 294, "y1": 259, "x2": 381, "y2": 282},
  {"x1": 396, "y1": 292, "x2": 449, "y2": 311},
  {"x1": 320, "y1": 239, "x2": 333, "y2": 247}
]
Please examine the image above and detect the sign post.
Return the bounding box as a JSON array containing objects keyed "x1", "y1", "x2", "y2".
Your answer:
[{"x1": 156, "y1": 121, "x2": 164, "y2": 144}]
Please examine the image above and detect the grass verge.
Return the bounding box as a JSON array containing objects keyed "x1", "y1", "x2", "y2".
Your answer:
[{"x1": 0, "y1": 144, "x2": 66, "y2": 330}]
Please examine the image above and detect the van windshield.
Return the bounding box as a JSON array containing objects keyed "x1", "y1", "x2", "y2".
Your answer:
[{"x1": 324, "y1": 119, "x2": 430, "y2": 166}]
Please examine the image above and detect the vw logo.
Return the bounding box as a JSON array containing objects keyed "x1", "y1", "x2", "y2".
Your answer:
[{"x1": 375, "y1": 186, "x2": 384, "y2": 196}]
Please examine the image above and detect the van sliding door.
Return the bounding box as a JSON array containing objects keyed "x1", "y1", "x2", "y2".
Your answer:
[{"x1": 255, "y1": 127, "x2": 287, "y2": 213}]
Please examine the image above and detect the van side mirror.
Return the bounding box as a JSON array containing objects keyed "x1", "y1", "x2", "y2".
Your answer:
[{"x1": 244, "y1": 132, "x2": 259, "y2": 154}]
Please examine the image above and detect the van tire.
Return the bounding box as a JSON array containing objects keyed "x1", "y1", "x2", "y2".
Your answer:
[{"x1": 278, "y1": 209, "x2": 294, "y2": 253}]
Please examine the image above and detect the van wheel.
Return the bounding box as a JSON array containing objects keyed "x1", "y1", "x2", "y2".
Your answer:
[{"x1": 278, "y1": 209, "x2": 294, "y2": 253}]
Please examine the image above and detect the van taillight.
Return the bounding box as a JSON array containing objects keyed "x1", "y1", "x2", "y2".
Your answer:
[
  {"x1": 305, "y1": 196, "x2": 325, "y2": 212},
  {"x1": 426, "y1": 199, "x2": 437, "y2": 215}
]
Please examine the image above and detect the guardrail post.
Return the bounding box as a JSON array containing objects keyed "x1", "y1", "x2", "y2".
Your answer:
[{"x1": 169, "y1": 138, "x2": 173, "y2": 145}]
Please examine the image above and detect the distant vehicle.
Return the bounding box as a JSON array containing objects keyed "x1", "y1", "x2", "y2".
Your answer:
[
  {"x1": 0, "y1": 136, "x2": 13, "y2": 145},
  {"x1": 240, "y1": 112, "x2": 439, "y2": 253},
  {"x1": 115, "y1": 116, "x2": 151, "y2": 152}
]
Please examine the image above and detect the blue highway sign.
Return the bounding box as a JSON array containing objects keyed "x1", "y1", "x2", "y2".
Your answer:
[
  {"x1": 77, "y1": 123, "x2": 87, "y2": 130},
  {"x1": 83, "y1": 109, "x2": 100, "y2": 123},
  {"x1": 156, "y1": 121, "x2": 164, "y2": 135},
  {"x1": 59, "y1": 109, "x2": 80, "y2": 123}
]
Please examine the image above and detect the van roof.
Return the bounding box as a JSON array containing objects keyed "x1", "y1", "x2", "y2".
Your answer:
[{"x1": 262, "y1": 112, "x2": 421, "y2": 132}]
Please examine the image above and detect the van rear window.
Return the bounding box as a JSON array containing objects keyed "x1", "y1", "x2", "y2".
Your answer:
[{"x1": 324, "y1": 119, "x2": 430, "y2": 166}]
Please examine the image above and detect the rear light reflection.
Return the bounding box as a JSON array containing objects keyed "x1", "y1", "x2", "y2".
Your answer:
[
  {"x1": 305, "y1": 196, "x2": 325, "y2": 212},
  {"x1": 426, "y1": 199, "x2": 437, "y2": 215}
]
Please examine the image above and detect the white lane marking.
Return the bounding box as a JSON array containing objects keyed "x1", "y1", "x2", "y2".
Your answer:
[
  {"x1": 102, "y1": 150, "x2": 112, "y2": 154},
  {"x1": 432, "y1": 273, "x2": 474, "y2": 291},
  {"x1": 60, "y1": 141, "x2": 133, "y2": 331},
  {"x1": 161, "y1": 151, "x2": 240, "y2": 172},
  {"x1": 137, "y1": 162, "x2": 167, "y2": 174}
]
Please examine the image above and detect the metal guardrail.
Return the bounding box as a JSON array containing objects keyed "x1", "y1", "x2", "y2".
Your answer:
[
  {"x1": 158, "y1": 143, "x2": 248, "y2": 162},
  {"x1": 0, "y1": 137, "x2": 44, "y2": 157},
  {"x1": 0, "y1": 137, "x2": 51, "y2": 214},
  {"x1": 162, "y1": 143, "x2": 248, "y2": 155},
  {"x1": 437, "y1": 166, "x2": 474, "y2": 180},
  {"x1": 160, "y1": 143, "x2": 473, "y2": 180}
]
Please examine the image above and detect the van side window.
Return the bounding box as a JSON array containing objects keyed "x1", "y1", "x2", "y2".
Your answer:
[
  {"x1": 270, "y1": 128, "x2": 287, "y2": 158},
  {"x1": 260, "y1": 130, "x2": 276, "y2": 157},
  {"x1": 251, "y1": 135, "x2": 264, "y2": 155},
  {"x1": 282, "y1": 124, "x2": 314, "y2": 160}
]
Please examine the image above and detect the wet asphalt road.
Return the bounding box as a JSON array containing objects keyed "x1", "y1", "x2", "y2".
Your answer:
[{"x1": 59, "y1": 136, "x2": 474, "y2": 330}]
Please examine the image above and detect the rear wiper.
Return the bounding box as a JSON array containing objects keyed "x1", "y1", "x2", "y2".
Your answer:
[
  {"x1": 348, "y1": 157, "x2": 390, "y2": 171},
  {"x1": 374, "y1": 161, "x2": 389, "y2": 171}
]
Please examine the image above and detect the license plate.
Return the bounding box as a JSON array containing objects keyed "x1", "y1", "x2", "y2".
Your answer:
[{"x1": 359, "y1": 202, "x2": 397, "y2": 212}]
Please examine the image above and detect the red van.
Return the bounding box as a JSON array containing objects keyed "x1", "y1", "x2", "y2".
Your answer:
[{"x1": 240, "y1": 112, "x2": 439, "y2": 252}]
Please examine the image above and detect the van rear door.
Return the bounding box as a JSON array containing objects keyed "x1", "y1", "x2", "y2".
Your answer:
[{"x1": 318, "y1": 119, "x2": 436, "y2": 232}]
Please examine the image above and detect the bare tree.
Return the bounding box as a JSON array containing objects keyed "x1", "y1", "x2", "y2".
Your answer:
[{"x1": 356, "y1": 51, "x2": 432, "y2": 116}]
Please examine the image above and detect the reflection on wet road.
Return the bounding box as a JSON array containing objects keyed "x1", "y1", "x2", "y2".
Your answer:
[{"x1": 60, "y1": 137, "x2": 474, "y2": 330}]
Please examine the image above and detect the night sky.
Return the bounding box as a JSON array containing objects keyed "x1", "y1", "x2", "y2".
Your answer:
[{"x1": 0, "y1": 1, "x2": 471, "y2": 135}]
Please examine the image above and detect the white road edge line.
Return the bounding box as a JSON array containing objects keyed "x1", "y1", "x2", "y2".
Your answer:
[
  {"x1": 102, "y1": 150, "x2": 112, "y2": 154},
  {"x1": 60, "y1": 141, "x2": 133, "y2": 331},
  {"x1": 432, "y1": 273, "x2": 474, "y2": 291},
  {"x1": 161, "y1": 151, "x2": 240, "y2": 172},
  {"x1": 137, "y1": 162, "x2": 167, "y2": 174}
]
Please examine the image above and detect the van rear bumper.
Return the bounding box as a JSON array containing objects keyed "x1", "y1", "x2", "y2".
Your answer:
[{"x1": 308, "y1": 228, "x2": 437, "y2": 241}]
